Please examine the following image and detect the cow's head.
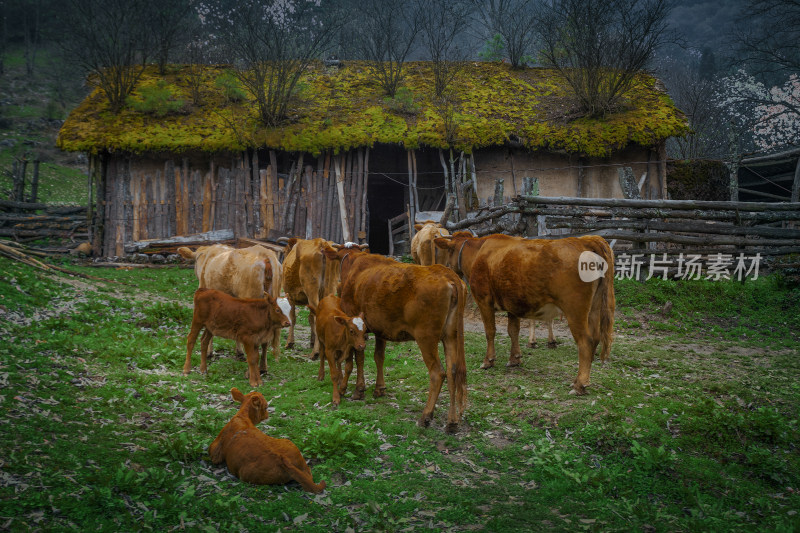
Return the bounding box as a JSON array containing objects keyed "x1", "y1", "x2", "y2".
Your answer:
[
  {"x1": 433, "y1": 231, "x2": 473, "y2": 274},
  {"x1": 335, "y1": 312, "x2": 368, "y2": 354},
  {"x1": 322, "y1": 243, "x2": 369, "y2": 279},
  {"x1": 264, "y1": 293, "x2": 291, "y2": 328},
  {"x1": 231, "y1": 387, "x2": 269, "y2": 424}
]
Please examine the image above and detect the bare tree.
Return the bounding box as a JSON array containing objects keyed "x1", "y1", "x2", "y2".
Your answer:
[
  {"x1": 352, "y1": 0, "x2": 421, "y2": 97},
  {"x1": 60, "y1": 0, "x2": 152, "y2": 113},
  {"x1": 207, "y1": 0, "x2": 342, "y2": 126},
  {"x1": 147, "y1": 0, "x2": 195, "y2": 75},
  {"x1": 537, "y1": 0, "x2": 675, "y2": 117},
  {"x1": 417, "y1": 0, "x2": 473, "y2": 98},
  {"x1": 471, "y1": 0, "x2": 539, "y2": 69},
  {"x1": 731, "y1": 0, "x2": 800, "y2": 77}
]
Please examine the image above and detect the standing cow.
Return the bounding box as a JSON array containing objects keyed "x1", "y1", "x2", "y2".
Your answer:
[
  {"x1": 281, "y1": 238, "x2": 356, "y2": 359},
  {"x1": 178, "y1": 244, "x2": 285, "y2": 369},
  {"x1": 323, "y1": 245, "x2": 468, "y2": 433},
  {"x1": 307, "y1": 295, "x2": 367, "y2": 407},
  {"x1": 435, "y1": 232, "x2": 615, "y2": 394},
  {"x1": 410, "y1": 221, "x2": 450, "y2": 266}
]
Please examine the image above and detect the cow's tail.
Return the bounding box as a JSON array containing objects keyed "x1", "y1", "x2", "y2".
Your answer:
[
  {"x1": 177, "y1": 247, "x2": 196, "y2": 261},
  {"x1": 445, "y1": 276, "x2": 468, "y2": 419},
  {"x1": 593, "y1": 240, "x2": 616, "y2": 362}
]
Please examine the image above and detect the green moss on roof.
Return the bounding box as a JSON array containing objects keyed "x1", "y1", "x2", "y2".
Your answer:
[{"x1": 57, "y1": 62, "x2": 687, "y2": 157}]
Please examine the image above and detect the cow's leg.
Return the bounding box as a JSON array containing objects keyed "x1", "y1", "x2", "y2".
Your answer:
[
  {"x1": 351, "y1": 349, "x2": 366, "y2": 400},
  {"x1": 271, "y1": 326, "x2": 281, "y2": 361},
  {"x1": 527, "y1": 319, "x2": 537, "y2": 348},
  {"x1": 476, "y1": 301, "x2": 497, "y2": 369},
  {"x1": 317, "y1": 345, "x2": 327, "y2": 381},
  {"x1": 243, "y1": 342, "x2": 263, "y2": 388},
  {"x1": 199, "y1": 329, "x2": 213, "y2": 375},
  {"x1": 547, "y1": 319, "x2": 558, "y2": 349},
  {"x1": 285, "y1": 300, "x2": 296, "y2": 349},
  {"x1": 327, "y1": 350, "x2": 343, "y2": 407},
  {"x1": 416, "y1": 336, "x2": 446, "y2": 428},
  {"x1": 373, "y1": 338, "x2": 387, "y2": 397},
  {"x1": 309, "y1": 304, "x2": 320, "y2": 361},
  {"x1": 183, "y1": 322, "x2": 203, "y2": 375},
  {"x1": 340, "y1": 351, "x2": 352, "y2": 395},
  {"x1": 565, "y1": 311, "x2": 593, "y2": 394},
  {"x1": 258, "y1": 343, "x2": 269, "y2": 373},
  {"x1": 507, "y1": 314, "x2": 522, "y2": 367}
]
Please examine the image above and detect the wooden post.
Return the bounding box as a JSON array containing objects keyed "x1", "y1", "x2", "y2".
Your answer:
[
  {"x1": 522, "y1": 177, "x2": 539, "y2": 237},
  {"x1": 30, "y1": 160, "x2": 40, "y2": 203},
  {"x1": 618, "y1": 167, "x2": 641, "y2": 199},
  {"x1": 791, "y1": 155, "x2": 800, "y2": 203},
  {"x1": 509, "y1": 150, "x2": 518, "y2": 196},
  {"x1": 335, "y1": 154, "x2": 351, "y2": 242},
  {"x1": 576, "y1": 157, "x2": 585, "y2": 198},
  {"x1": 407, "y1": 150, "x2": 416, "y2": 237},
  {"x1": 361, "y1": 147, "x2": 370, "y2": 241},
  {"x1": 93, "y1": 153, "x2": 106, "y2": 256}
]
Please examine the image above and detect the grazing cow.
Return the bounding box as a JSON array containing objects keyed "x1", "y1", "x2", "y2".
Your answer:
[
  {"x1": 178, "y1": 244, "x2": 285, "y2": 363},
  {"x1": 307, "y1": 296, "x2": 368, "y2": 406},
  {"x1": 435, "y1": 232, "x2": 615, "y2": 394},
  {"x1": 209, "y1": 387, "x2": 326, "y2": 493},
  {"x1": 184, "y1": 288, "x2": 291, "y2": 387},
  {"x1": 411, "y1": 221, "x2": 450, "y2": 266},
  {"x1": 322, "y1": 245, "x2": 468, "y2": 433},
  {"x1": 282, "y1": 238, "x2": 360, "y2": 359}
]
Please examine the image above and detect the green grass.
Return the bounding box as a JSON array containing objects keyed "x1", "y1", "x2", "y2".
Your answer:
[{"x1": 1, "y1": 256, "x2": 799, "y2": 531}]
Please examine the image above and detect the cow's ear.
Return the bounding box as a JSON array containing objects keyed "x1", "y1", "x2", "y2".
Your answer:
[
  {"x1": 434, "y1": 237, "x2": 453, "y2": 250},
  {"x1": 334, "y1": 315, "x2": 347, "y2": 326},
  {"x1": 414, "y1": 223, "x2": 423, "y2": 231},
  {"x1": 322, "y1": 246, "x2": 340, "y2": 261},
  {"x1": 231, "y1": 387, "x2": 245, "y2": 403}
]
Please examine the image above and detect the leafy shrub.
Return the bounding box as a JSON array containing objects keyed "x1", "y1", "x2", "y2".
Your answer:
[
  {"x1": 126, "y1": 80, "x2": 186, "y2": 117},
  {"x1": 215, "y1": 71, "x2": 247, "y2": 102},
  {"x1": 384, "y1": 87, "x2": 418, "y2": 115},
  {"x1": 301, "y1": 420, "x2": 379, "y2": 462}
]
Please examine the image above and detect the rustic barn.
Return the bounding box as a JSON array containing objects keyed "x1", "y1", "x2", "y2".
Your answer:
[{"x1": 57, "y1": 62, "x2": 687, "y2": 256}]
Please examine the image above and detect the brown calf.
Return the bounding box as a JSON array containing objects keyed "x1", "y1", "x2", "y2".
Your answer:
[
  {"x1": 184, "y1": 288, "x2": 291, "y2": 387},
  {"x1": 209, "y1": 388, "x2": 326, "y2": 493},
  {"x1": 308, "y1": 295, "x2": 368, "y2": 407}
]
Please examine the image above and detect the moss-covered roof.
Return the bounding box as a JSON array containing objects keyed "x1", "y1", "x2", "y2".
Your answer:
[{"x1": 57, "y1": 61, "x2": 687, "y2": 157}]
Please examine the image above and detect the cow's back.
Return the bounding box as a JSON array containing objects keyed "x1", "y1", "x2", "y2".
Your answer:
[
  {"x1": 340, "y1": 256, "x2": 460, "y2": 341},
  {"x1": 473, "y1": 235, "x2": 606, "y2": 319}
]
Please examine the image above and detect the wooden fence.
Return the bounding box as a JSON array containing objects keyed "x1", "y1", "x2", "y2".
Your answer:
[
  {"x1": 440, "y1": 189, "x2": 800, "y2": 258},
  {"x1": 0, "y1": 200, "x2": 88, "y2": 242}
]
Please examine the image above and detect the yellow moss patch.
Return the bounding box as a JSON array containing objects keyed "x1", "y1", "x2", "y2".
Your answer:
[{"x1": 57, "y1": 62, "x2": 687, "y2": 157}]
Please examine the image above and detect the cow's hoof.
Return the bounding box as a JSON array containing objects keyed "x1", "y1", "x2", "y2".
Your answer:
[
  {"x1": 480, "y1": 359, "x2": 495, "y2": 370},
  {"x1": 285, "y1": 342, "x2": 295, "y2": 349},
  {"x1": 445, "y1": 422, "x2": 459, "y2": 434},
  {"x1": 310, "y1": 353, "x2": 320, "y2": 361},
  {"x1": 182, "y1": 370, "x2": 190, "y2": 376},
  {"x1": 570, "y1": 384, "x2": 587, "y2": 395},
  {"x1": 374, "y1": 386, "x2": 386, "y2": 398},
  {"x1": 527, "y1": 342, "x2": 538, "y2": 349},
  {"x1": 417, "y1": 415, "x2": 432, "y2": 428},
  {"x1": 506, "y1": 359, "x2": 521, "y2": 367},
  {"x1": 331, "y1": 400, "x2": 340, "y2": 409},
  {"x1": 351, "y1": 389, "x2": 365, "y2": 401},
  {"x1": 547, "y1": 341, "x2": 558, "y2": 349}
]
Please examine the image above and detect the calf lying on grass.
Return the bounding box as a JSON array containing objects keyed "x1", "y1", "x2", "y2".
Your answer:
[
  {"x1": 209, "y1": 388, "x2": 326, "y2": 493},
  {"x1": 308, "y1": 296, "x2": 367, "y2": 406},
  {"x1": 184, "y1": 288, "x2": 291, "y2": 387}
]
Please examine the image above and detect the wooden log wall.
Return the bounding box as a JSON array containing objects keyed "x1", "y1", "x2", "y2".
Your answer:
[{"x1": 98, "y1": 149, "x2": 370, "y2": 257}]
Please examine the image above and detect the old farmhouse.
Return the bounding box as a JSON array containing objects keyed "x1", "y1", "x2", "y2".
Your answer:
[{"x1": 57, "y1": 61, "x2": 687, "y2": 256}]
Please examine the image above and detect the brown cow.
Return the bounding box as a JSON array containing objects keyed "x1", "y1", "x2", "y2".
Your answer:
[
  {"x1": 209, "y1": 387, "x2": 326, "y2": 493},
  {"x1": 322, "y1": 245, "x2": 468, "y2": 433},
  {"x1": 307, "y1": 296, "x2": 368, "y2": 406},
  {"x1": 184, "y1": 288, "x2": 291, "y2": 387},
  {"x1": 411, "y1": 221, "x2": 450, "y2": 266},
  {"x1": 282, "y1": 238, "x2": 359, "y2": 359},
  {"x1": 435, "y1": 232, "x2": 615, "y2": 394},
  {"x1": 178, "y1": 244, "x2": 285, "y2": 365}
]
